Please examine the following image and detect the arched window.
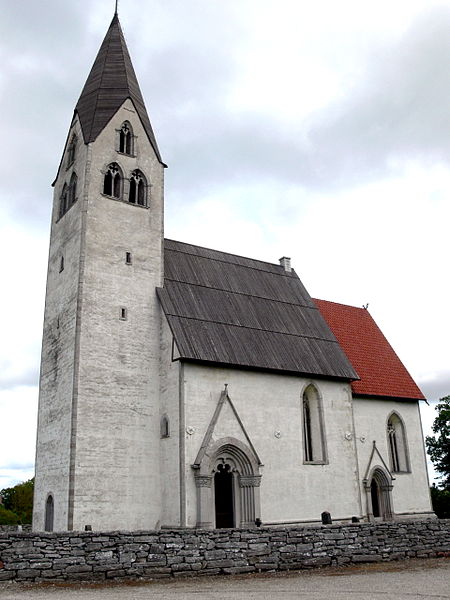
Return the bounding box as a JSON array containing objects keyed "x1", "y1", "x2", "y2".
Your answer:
[
  {"x1": 387, "y1": 413, "x2": 409, "y2": 472},
  {"x1": 302, "y1": 384, "x2": 326, "y2": 463},
  {"x1": 129, "y1": 169, "x2": 147, "y2": 206},
  {"x1": 59, "y1": 184, "x2": 68, "y2": 219},
  {"x1": 67, "y1": 134, "x2": 77, "y2": 167},
  {"x1": 45, "y1": 494, "x2": 54, "y2": 532},
  {"x1": 68, "y1": 172, "x2": 77, "y2": 206},
  {"x1": 103, "y1": 163, "x2": 122, "y2": 199},
  {"x1": 160, "y1": 415, "x2": 170, "y2": 438},
  {"x1": 119, "y1": 122, "x2": 133, "y2": 155}
]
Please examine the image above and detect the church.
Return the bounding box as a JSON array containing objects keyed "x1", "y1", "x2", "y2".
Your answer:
[{"x1": 33, "y1": 12, "x2": 433, "y2": 532}]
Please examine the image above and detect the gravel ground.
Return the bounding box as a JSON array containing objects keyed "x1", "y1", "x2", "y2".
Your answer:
[{"x1": 0, "y1": 557, "x2": 449, "y2": 599}]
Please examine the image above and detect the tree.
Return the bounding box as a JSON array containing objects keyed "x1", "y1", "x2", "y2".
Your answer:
[
  {"x1": 0, "y1": 505, "x2": 20, "y2": 525},
  {"x1": 430, "y1": 485, "x2": 450, "y2": 519},
  {"x1": 0, "y1": 478, "x2": 34, "y2": 524},
  {"x1": 426, "y1": 395, "x2": 450, "y2": 490}
]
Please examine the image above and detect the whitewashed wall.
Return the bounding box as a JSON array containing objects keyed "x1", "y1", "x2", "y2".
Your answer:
[
  {"x1": 180, "y1": 364, "x2": 361, "y2": 527},
  {"x1": 352, "y1": 397, "x2": 433, "y2": 518}
]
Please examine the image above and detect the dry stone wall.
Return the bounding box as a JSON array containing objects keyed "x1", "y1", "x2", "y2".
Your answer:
[{"x1": 0, "y1": 521, "x2": 449, "y2": 583}]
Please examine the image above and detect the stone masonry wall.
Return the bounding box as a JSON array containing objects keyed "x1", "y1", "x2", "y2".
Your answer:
[{"x1": 0, "y1": 521, "x2": 449, "y2": 583}]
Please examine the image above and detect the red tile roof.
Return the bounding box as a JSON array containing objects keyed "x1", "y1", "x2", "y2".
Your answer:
[{"x1": 313, "y1": 299, "x2": 425, "y2": 401}]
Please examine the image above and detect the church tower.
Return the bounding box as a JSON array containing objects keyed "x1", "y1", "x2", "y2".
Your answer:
[{"x1": 33, "y1": 13, "x2": 165, "y2": 531}]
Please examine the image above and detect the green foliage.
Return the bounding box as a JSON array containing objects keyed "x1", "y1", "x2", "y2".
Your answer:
[
  {"x1": 0, "y1": 478, "x2": 34, "y2": 524},
  {"x1": 430, "y1": 485, "x2": 450, "y2": 519},
  {"x1": 426, "y1": 395, "x2": 450, "y2": 490},
  {"x1": 0, "y1": 505, "x2": 21, "y2": 525}
]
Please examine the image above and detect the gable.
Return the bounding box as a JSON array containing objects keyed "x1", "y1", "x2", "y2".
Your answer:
[{"x1": 157, "y1": 240, "x2": 358, "y2": 380}]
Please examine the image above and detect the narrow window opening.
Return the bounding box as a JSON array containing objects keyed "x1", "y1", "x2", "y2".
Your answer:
[
  {"x1": 303, "y1": 400, "x2": 313, "y2": 462},
  {"x1": 120, "y1": 307, "x2": 127, "y2": 320},
  {"x1": 160, "y1": 415, "x2": 170, "y2": 438},
  {"x1": 59, "y1": 256, "x2": 64, "y2": 272},
  {"x1": 125, "y1": 252, "x2": 132, "y2": 265},
  {"x1": 45, "y1": 494, "x2": 54, "y2": 532}
]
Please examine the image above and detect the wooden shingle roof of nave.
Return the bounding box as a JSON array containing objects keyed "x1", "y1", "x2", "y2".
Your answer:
[
  {"x1": 157, "y1": 239, "x2": 359, "y2": 380},
  {"x1": 314, "y1": 298, "x2": 425, "y2": 401},
  {"x1": 74, "y1": 13, "x2": 163, "y2": 163}
]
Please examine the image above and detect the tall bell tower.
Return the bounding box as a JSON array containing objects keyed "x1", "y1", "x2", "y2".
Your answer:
[{"x1": 33, "y1": 13, "x2": 166, "y2": 531}]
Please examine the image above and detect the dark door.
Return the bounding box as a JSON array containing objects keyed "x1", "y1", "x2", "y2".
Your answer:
[
  {"x1": 214, "y1": 463, "x2": 234, "y2": 528},
  {"x1": 370, "y1": 478, "x2": 380, "y2": 518}
]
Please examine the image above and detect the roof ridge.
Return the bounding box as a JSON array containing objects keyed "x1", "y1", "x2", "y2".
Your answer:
[
  {"x1": 165, "y1": 240, "x2": 293, "y2": 276},
  {"x1": 313, "y1": 297, "x2": 367, "y2": 312}
]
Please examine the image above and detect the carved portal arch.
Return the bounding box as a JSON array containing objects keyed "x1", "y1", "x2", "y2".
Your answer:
[
  {"x1": 364, "y1": 466, "x2": 393, "y2": 521},
  {"x1": 194, "y1": 437, "x2": 261, "y2": 529}
]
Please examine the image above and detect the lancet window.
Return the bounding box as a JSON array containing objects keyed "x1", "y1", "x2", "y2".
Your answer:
[
  {"x1": 387, "y1": 413, "x2": 409, "y2": 473},
  {"x1": 302, "y1": 384, "x2": 327, "y2": 464}
]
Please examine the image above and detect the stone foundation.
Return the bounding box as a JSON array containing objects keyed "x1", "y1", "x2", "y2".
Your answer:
[{"x1": 0, "y1": 520, "x2": 449, "y2": 583}]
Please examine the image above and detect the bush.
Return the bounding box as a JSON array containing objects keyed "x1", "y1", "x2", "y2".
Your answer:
[
  {"x1": 0, "y1": 505, "x2": 21, "y2": 525},
  {"x1": 430, "y1": 485, "x2": 450, "y2": 519}
]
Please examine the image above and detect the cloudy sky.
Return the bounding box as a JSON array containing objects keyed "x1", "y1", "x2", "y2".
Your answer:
[{"x1": 0, "y1": 0, "x2": 448, "y2": 490}]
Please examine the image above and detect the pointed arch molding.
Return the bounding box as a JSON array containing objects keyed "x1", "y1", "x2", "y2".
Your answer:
[
  {"x1": 192, "y1": 386, "x2": 263, "y2": 470},
  {"x1": 192, "y1": 386, "x2": 262, "y2": 529},
  {"x1": 362, "y1": 440, "x2": 395, "y2": 484}
]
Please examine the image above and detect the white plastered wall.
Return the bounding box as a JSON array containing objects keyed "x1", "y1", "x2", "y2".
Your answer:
[
  {"x1": 180, "y1": 364, "x2": 362, "y2": 527},
  {"x1": 71, "y1": 99, "x2": 165, "y2": 531},
  {"x1": 33, "y1": 116, "x2": 88, "y2": 531},
  {"x1": 352, "y1": 397, "x2": 433, "y2": 518}
]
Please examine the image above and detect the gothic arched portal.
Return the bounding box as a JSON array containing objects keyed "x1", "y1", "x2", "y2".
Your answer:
[
  {"x1": 194, "y1": 437, "x2": 261, "y2": 529},
  {"x1": 365, "y1": 467, "x2": 393, "y2": 521}
]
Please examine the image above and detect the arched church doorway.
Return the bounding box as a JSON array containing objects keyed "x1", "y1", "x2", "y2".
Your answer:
[
  {"x1": 214, "y1": 463, "x2": 234, "y2": 528},
  {"x1": 368, "y1": 468, "x2": 393, "y2": 521},
  {"x1": 194, "y1": 437, "x2": 262, "y2": 529}
]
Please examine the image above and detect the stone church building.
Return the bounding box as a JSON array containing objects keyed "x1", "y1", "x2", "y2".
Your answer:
[{"x1": 33, "y1": 13, "x2": 433, "y2": 532}]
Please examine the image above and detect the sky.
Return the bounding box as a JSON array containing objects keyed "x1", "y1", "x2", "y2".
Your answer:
[{"x1": 0, "y1": 0, "x2": 449, "y2": 491}]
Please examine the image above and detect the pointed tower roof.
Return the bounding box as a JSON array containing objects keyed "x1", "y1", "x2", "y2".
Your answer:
[{"x1": 75, "y1": 14, "x2": 163, "y2": 163}]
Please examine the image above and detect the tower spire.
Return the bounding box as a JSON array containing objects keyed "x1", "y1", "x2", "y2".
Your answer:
[
  {"x1": 74, "y1": 13, "x2": 164, "y2": 164},
  {"x1": 115, "y1": 0, "x2": 118, "y2": 15}
]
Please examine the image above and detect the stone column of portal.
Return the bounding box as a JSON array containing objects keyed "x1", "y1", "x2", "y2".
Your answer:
[{"x1": 195, "y1": 475, "x2": 213, "y2": 528}]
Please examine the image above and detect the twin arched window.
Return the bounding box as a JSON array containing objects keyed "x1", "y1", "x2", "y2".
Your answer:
[
  {"x1": 103, "y1": 163, "x2": 148, "y2": 207},
  {"x1": 119, "y1": 122, "x2": 134, "y2": 155},
  {"x1": 103, "y1": 163, "x2": 122, "y2": 198},
  {"x1": 302, "y1": 384, "x2": 326, "y2": 463},
  {"x1": 67, "y1": 134, "x2": 77, "y2": 167},
  {"x1": 387, "y1": 413, "x2": 409, "y2": 472},
  {"x1": 59, "y1": 172, "x2": 78, "y2": 219}
]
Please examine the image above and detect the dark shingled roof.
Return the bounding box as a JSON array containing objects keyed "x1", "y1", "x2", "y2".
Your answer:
[
  {"x1": 74, "y1": 14, "x2": 163, "y2": 163},
  {"x1": 314, "y1": 299, "x2": 425, "y2": 401},
  {"x1": 157, "y1": 240, "x2": 359, "y2": 380}
]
